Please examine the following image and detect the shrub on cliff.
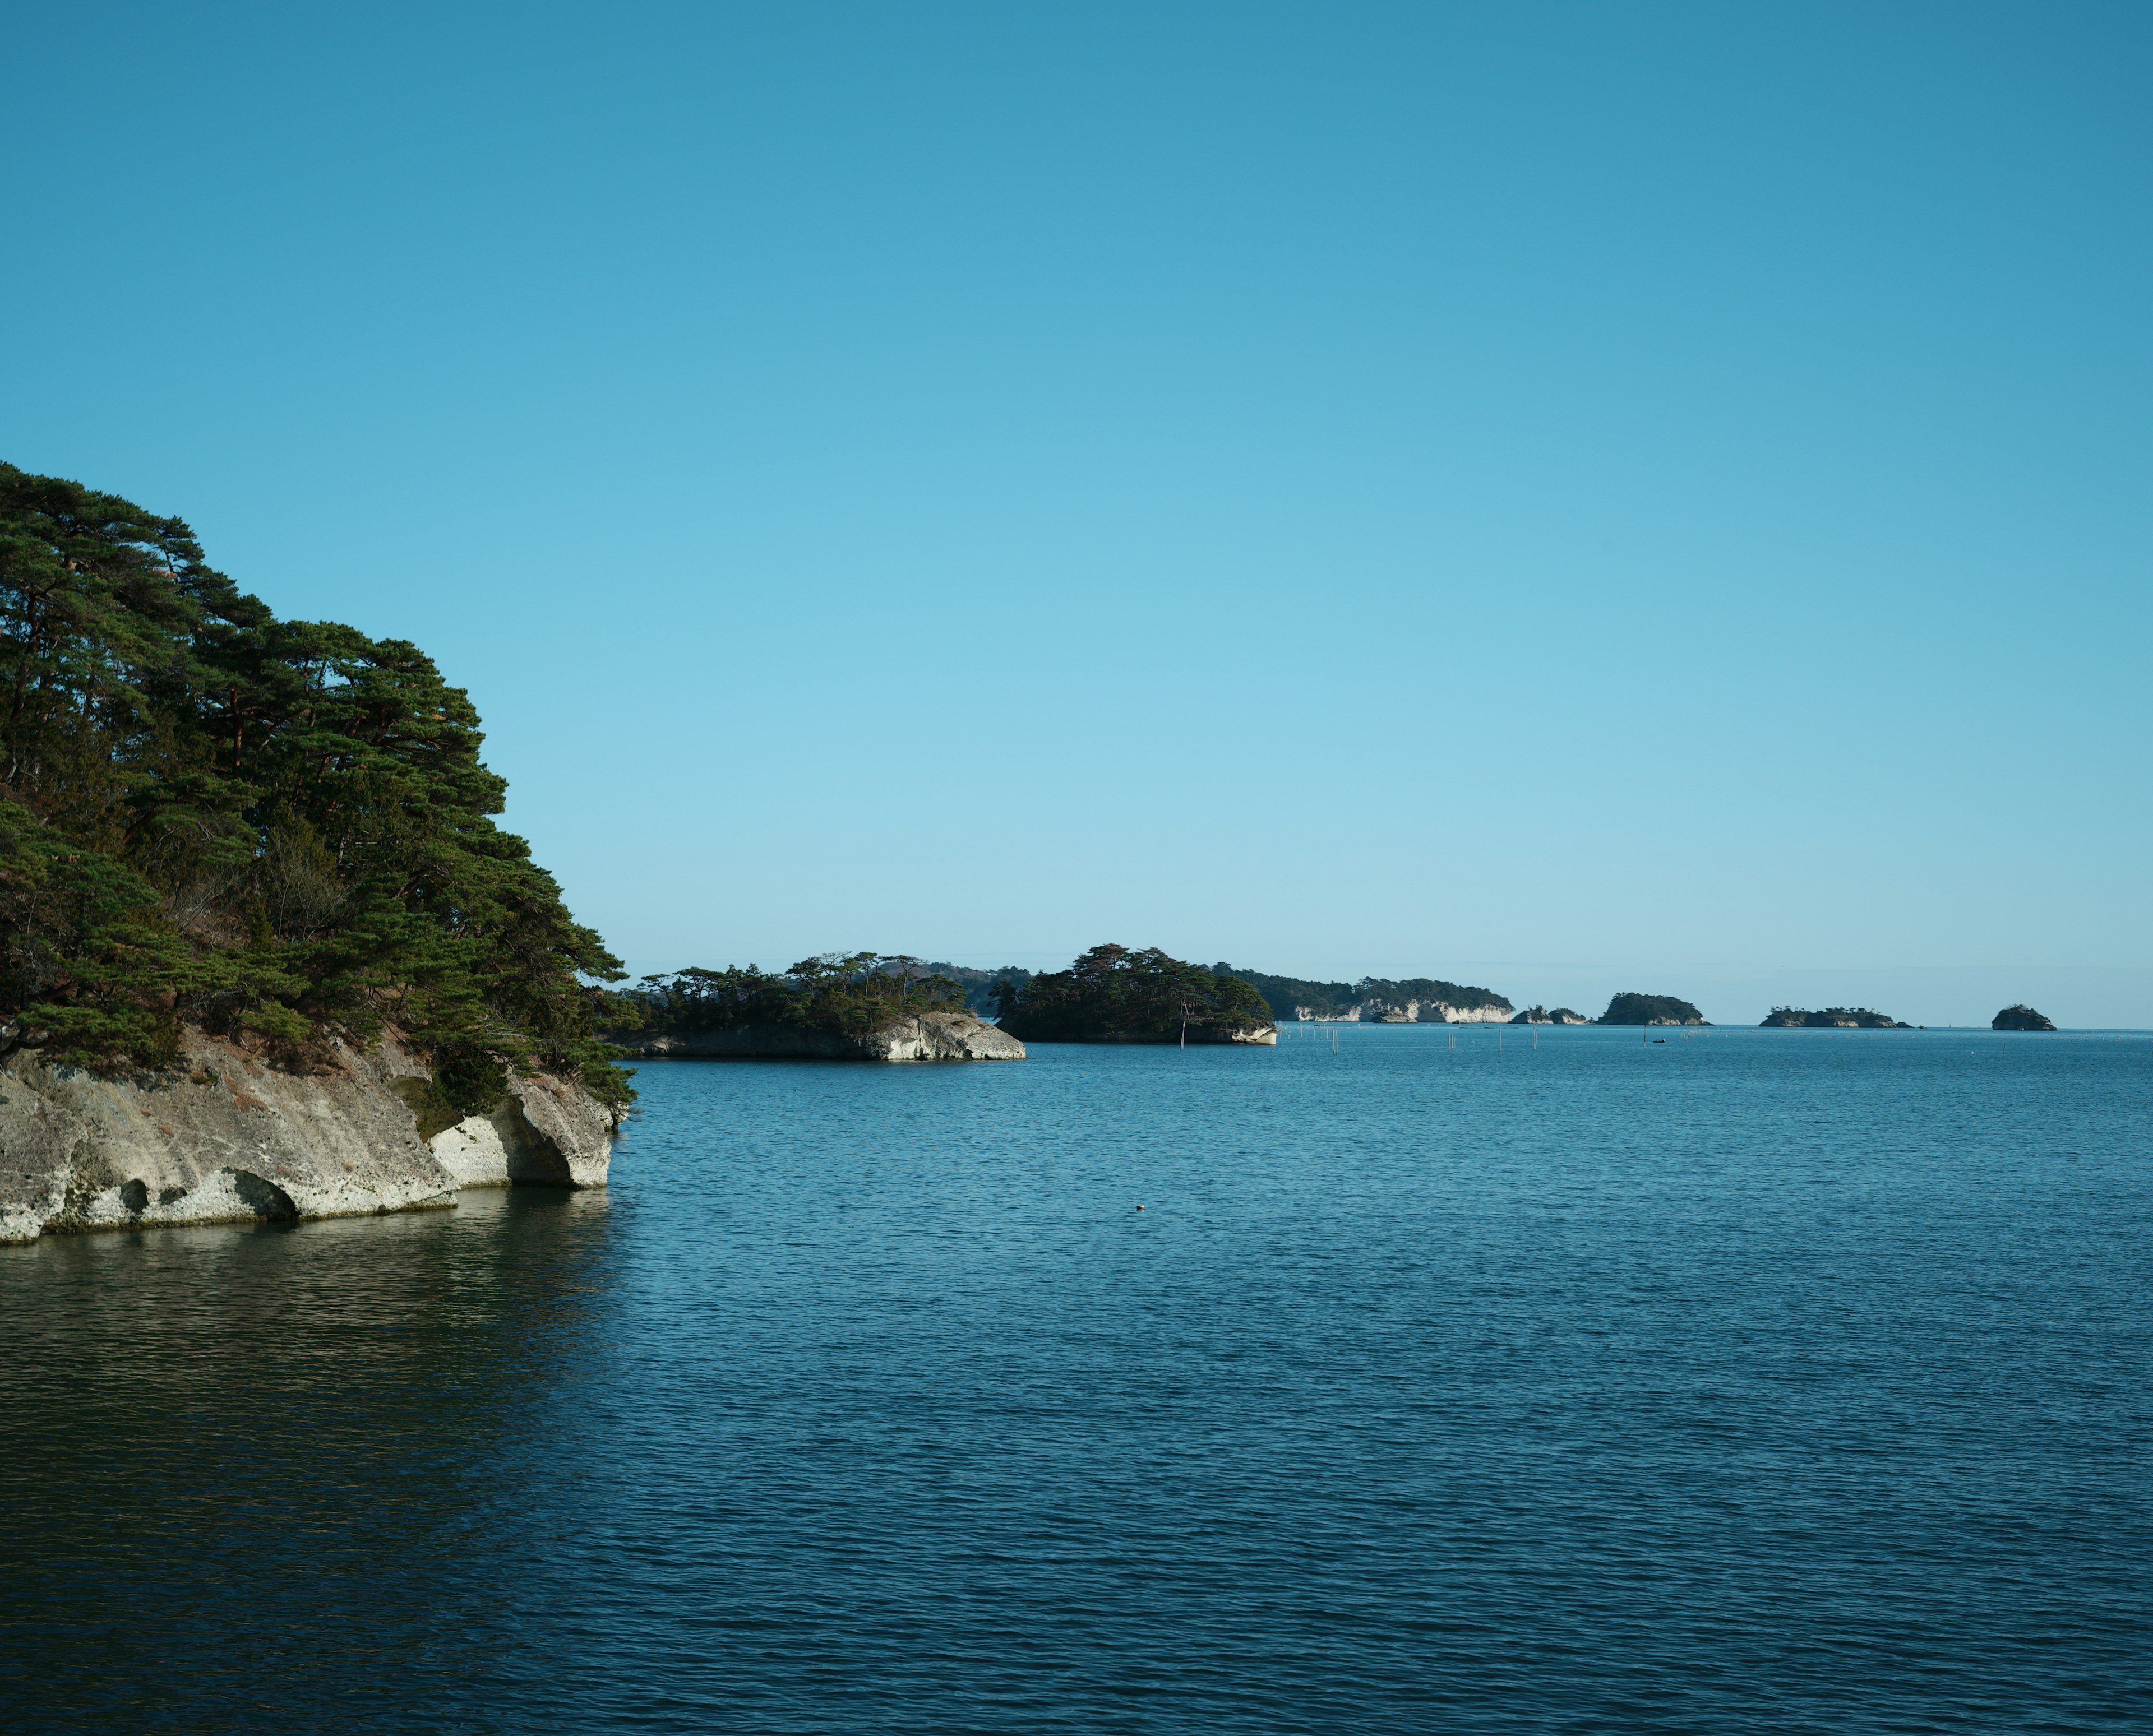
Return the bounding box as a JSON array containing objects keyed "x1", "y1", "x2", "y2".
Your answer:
[
  {"x1": 0, "y1": 461, "x2": 629, "y2": 1108},
  {"x1": 997, "y1": 945, "x2": 1272, "y2": 1042}
]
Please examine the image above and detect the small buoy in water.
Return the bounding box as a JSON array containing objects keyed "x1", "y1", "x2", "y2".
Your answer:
[{"x1": 1136, "y1": 1205, "x2": 1145, "y2": 1211}]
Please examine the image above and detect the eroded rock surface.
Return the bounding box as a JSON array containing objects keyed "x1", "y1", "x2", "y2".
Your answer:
[{"x1": 0, "y1": 1031, "x2": 619, "y2": 1243}]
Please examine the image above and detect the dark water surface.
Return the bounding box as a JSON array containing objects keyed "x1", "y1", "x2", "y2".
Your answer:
[{"x1": 4, "y1": 1026, "x2": 2150, "y2": 1733}]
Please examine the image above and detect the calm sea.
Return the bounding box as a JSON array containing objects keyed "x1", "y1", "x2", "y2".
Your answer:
[{"x1": 4, "y1": 1026, "x2": 2149, "y2": 1733}]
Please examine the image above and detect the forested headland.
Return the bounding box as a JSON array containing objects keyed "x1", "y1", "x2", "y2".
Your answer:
[{"x1": 0, "y1": 463, "x2": 630, "y2": 1116}]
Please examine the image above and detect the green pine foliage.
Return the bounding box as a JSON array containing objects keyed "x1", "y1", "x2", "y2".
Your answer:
[
  {"x1": 0, "y1": 462, "x2": 630, "y2": 1108},
  {"x1": 611, "y1": 954, "x2": 968, "y2": 1036},
  {"x1": 996, "y1": 945, "x2": 1272, "y2": 1041}
]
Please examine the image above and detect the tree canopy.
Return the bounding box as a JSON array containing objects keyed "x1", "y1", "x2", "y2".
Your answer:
[
  {"x1": 0, "y1": 461, "x2": 629, "y2": 1109},
  {"x1": 996, "y1": 945, "x2": 1272, "y2": 1042}
]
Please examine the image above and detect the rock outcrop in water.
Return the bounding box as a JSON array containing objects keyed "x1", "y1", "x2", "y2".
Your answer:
[
  {"x1": 0, "y1": 1030, "x2": 619, "y2": 1243},
  {"x1": 1510, "y1": 1006, "x2": 1590, "y2": 1025},
  {"x1": 607, "y1": 1010, "x2": 1025, "y2": 1062},
  {"x1": 1991, "y1": 1004, "x2": 2057, "y2": 1031}
]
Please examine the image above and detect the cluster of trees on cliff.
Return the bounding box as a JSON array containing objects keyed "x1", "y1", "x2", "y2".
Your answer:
[
  {"x1": 1216, "y1": 966, "x2": 1510, "y2": 1022},
  {"x1": 996, "y1": 945, "x2": 1271, "y2": 1042},
  {"x1": 0, "y1": 464, "x2": 629, "y2": 1110},
  {"x1": 608, "y1": 954, "x2": 969, "y2": 1036}
]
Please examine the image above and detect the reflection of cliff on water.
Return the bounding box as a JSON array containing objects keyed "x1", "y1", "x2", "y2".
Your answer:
[{"x1": 0, "y1": 1189, "x2": 614, "y2": 1728}]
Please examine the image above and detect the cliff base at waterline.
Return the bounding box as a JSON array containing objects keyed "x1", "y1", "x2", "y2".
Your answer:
[{"x1": 0, "y1": 1031, "x2": 619, "y2": 1243}]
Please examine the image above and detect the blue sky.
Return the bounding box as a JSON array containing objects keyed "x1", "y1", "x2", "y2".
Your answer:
[{"x1": 6, "y1": 2, "x2": 2149, "y2": 1025}]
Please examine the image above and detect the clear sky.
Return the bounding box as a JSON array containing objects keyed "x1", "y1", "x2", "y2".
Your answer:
[{"x1": 6, "y1": 3, "x2": 2149, "y2": 1025}]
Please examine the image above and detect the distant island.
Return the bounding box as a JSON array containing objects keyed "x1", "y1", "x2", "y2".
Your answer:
[
  {"x1": 915, "y1": 961, "x2": 1034, "y2": 1019},
  {"x1": 1598, "y1": 993, "x2": 1708, "y2": 1026},
  {"x1": 1216, "y1": 966, "x2": 1512, "y2": 1025},
  {"x1": 997, "y1": 946, "x2": 1276, "y2": 1044},
  {"x1": 1761, "y1": 1007, "x2": 1911, "y2": 1029},
  {"x1": 1511, "y1": 1006, "x2": 1589, "y2": 1025},
  {"x1": 604, "y1": 954, "x2": 1022, "y2": 1061},
  {"x1": 1992, "y1": 1004, "x2": 2057, "y2": 1031}
]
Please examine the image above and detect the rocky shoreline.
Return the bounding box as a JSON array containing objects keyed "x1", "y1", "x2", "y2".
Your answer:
[{"x1": 0, "y1": 1031, "x2": 620, "y2": 1244}]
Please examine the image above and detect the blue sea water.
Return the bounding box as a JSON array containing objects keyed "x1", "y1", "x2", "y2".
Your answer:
[{"x1": 3, "y1": 1024, "x2": 2149, "y2": 1733}]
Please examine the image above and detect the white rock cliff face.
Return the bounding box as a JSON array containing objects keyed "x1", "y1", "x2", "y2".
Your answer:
[
  {"x1": 0, "y1": 1031, "x2": 618, "y2": 1244},
  {"x1": 608, "y1": 1011, "x2": 1026, "y2": 1062}
]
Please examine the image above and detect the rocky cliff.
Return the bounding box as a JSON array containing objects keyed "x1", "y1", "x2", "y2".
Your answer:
[
  {"x1": 0, "y1": 1030, "x2": 620, "y2": 1243},
  {"x1": 606, "y1": 1010, "x2": 1026, "y2": 1062}
]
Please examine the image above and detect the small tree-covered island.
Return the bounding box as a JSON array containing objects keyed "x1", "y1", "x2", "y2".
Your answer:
[
  {"x1": 996, "y1": 946, "x2": 1278, "y2": 1044},
  {"x1": 603, "y1": 954, "x2": 1024, "y2": 1061},
  {"x1": 1597, "y1": 993, "x2": 1708, "y2": 1026},
  {"x1": 1, "y1": 465, "x2": 626, "y2": 1240},
  {"x1": 1992, "y1": 1005, "x2": 2057, "y2": 1031},
  {"x1": 1761, "y1": 1007, "x2": 1912, "y2": 1029}
]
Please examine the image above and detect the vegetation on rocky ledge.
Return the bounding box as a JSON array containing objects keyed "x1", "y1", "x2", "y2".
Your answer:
[
  {"x1": 0, "y1": 462, "x2": 629, "y2": 1109},
  {"x1": 997, "y1": 945, "x2": 1272, "y2": 1043}
]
